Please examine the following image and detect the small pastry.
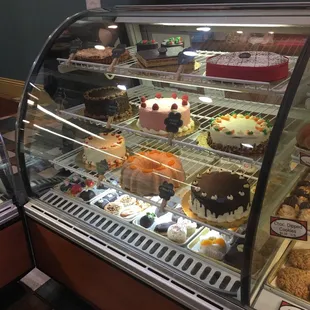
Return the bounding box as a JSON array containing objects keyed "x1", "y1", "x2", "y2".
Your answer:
[
  {"x1": 299, "y1": 209, "x2": 310, "y2": 225},
  {"x1": 167, "y1": 224, "x2": 187, "y2": 244},
  {"x1": 298, "y1": 196, "x2": 309, "y2": 205},
  {"x1": 136, "y1": 200, "x2": 151, "y2": 210},
  {"x1": 140, "y1": 212, "x2": 156, "y2": 228},
  {"x1": 70, "y1": 184, "x2": 83, "y2": 195},
  {"x1": 277, "y1": 204, "x2": 297, "y2": 219},
  {"x1": 297, "y1": 180, "x2": 310, "y2": 187},
  {"x1": 120, "y1": 205, "x2": 141, "y2": 218},
  {"x1": 118, "y1": 195, "x2": 136, "y2": 206},
  {"x1": 79, "y1": 190, "x2": 96, "y2": 201},
  {"x1": 283, "y1": 196, "x2": 299, "y2": 209},
  {"x1": 104, "y1": 202, "x2": 122, "y2": 215},
  {"x1": 86, "y1": 179, "x2": 95, "y2": 188},
  {"x1": 60, "y1": 180, "x2": 71, "y2": 192},
  {"x1": 105, "y1": 193, "x2": 118, "y2": 202},
  {"x1": 177, "y1": 218, "x2": 197, "y2": 237},
  {"x1": 199, "y1": 237, "x2": 227, "y2": 260},
  {"x1": 154, "y1": 222, "x2": 175, "y2": 235},
  {"x1": 293, "y1": 188, "x2": 309, "y2": 198},
  {"x1": 71, "y1": 175, "x2": 82, "y2": 184},
  {"x1": 95, "y1": 199, "x2": 109, "y2": 209},
  {"x1": 298, "y1": 186, "x2": 310, "y2": 194}
]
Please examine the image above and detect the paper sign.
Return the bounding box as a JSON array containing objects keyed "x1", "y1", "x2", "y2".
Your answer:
[
  {"x1": 270, "y1": 216, "x2": 307, "y2": 241},
  {"x1": 300, "y1": 151, "x2": 310, "y2": 167},
  {"x1": 278, "y1": 300, "x2": 305, "y2": 310}
]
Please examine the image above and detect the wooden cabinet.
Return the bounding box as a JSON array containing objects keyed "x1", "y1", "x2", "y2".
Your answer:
[
  {"x1": 28, "y1": 219, "x2": 186, "y2": 310},
  {"x1": 0, "y1": 220, "x2": 32, "y2": 288}
]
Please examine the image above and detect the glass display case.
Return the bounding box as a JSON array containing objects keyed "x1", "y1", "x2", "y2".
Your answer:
[
  {"x1": 16, "y1": 3, "x2": 310, "y2": 310},
  {"x1": 0, "y1": 133, "x2": 18, "y2": 225}
]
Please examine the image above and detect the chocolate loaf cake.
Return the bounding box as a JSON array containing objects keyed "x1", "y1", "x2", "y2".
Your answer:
[
  {"x1": 75, "y1": 47, "x2": 130, "y2": 64},
  {"x1": 84, "y1": 87, "x2": 131, "y2": 121}
]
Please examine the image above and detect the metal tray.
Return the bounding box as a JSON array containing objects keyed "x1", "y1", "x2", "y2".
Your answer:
[
  {"x1": 54, "y1": 175, "x2": 109, "y2": 203},
  {"x1": 267, "y1": 240, "x2": 310, "y2": 310},
  {"x1": 90, "y1": 189, "x2": 150, "y2": 222},
  {"x1": 133, "y1": 206, "x2": 203, "y2": 246},
  {"x1": 187, "y1": 227, "x2": 242, "y2": 273}
]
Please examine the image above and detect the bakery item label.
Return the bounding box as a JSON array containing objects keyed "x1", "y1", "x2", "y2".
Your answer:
[
  {"x1": 270, "y1": 216, "x2": 307, "y2": 241},
  {"x1": 278, "y1": 300, "x2": 305, "y2": 310}
]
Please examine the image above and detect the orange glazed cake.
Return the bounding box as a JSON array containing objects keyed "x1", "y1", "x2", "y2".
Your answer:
[{"x1": 120, "y1": 150, "x2": 185, "y2": 196}]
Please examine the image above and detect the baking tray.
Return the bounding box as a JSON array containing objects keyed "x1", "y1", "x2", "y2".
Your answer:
[
  {"x1": 133, "y1": 206, "x2": 203, "y2": 246},
  {"x1": 54, "y1": 175, "x2": 109, "y2": 203},
  {"x1": 90, "y1": 189, "x2": 151, "y2": 222},
  {"x1": 267, "y1": 240, "x2": 310, "y2": 309}
]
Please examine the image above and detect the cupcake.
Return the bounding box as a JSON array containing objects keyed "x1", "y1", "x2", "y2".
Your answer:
[
  {"x1": 167, "y1": 224, "x2": 187, "y2": 243},
  {"x1": 177, "y1": 218, "x2": 197, "y2": 237}
]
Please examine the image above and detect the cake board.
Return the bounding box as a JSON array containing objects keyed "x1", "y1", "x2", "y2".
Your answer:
[{"x1": 181, "y1": 190, "x2": 249, "y2": 229}]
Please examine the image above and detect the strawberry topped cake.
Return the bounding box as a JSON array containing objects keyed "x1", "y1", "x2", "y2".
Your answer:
[
  {"x1": 137, "y1": 92, "x2": 195, "y2": 135},
  {"x1": 208, "y1": 113, "x2": 272, "y2": 155},
  {"x1": 206, "y1": 51, "x2": 289, "y2": 82}
]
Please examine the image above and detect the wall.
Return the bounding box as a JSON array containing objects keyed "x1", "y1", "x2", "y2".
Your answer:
[{"x1": 0, "y1": 0, "x2": 86, "y2": 81}]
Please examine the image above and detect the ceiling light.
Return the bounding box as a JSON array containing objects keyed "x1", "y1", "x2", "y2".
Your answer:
[
  {"x1": 196, "y1": 27, "x2": 211, "y2": 32},
  {"x1": 199, "y1": 96, "x2": 213, "y2": 103},
  {"x1": 237, "y1": 31, "x2": 243, "y2": 34},
  {"x1": 268, "y1": 31, "x2": 274, "y2": 34},
  {"x1": 183, "y1": 51, "x2": 198, "y2": 57},
  {"x1": 241, "y1": 143, "x2": 254, "y2": 149},
  {"x1": 95, "y1": 45, "x2": 105, "y2": 50},
  {"x1": 108, "y1": 25, "x2": 118, "y2": 29},
  {"x1": 117, "y1": 85, "x2": 127, "y2": 91}
]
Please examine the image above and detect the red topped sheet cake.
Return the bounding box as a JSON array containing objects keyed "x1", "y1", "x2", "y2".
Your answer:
[{"x1": 206, "y1": 51, "x2": 289, "y2": 82}]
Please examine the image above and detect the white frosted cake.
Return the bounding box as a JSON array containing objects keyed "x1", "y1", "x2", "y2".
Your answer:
[
  {"x1": 83, "y1": 132, "x2": 127, "y2": 168},
  {"x1": 137, "y1": 93, "x2": 194, "y2": 135},
  {"x1": 208, "y1": 113, "x2": 272, "y2": 155}
]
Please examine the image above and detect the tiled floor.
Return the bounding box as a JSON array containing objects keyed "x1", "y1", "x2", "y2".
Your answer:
[{"x1": 1, "y1": 269, "x2": 95, "y2": 309}]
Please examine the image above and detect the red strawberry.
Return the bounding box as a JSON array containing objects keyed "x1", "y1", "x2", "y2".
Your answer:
[
  {"x1": 171, "y1": 103, "x2": 178, "y2": 110},
  {"x1": 152, "y1": 103, "x2": 159, "y2": 111},
  {"x1": 171, "y1": 93, "x2": 177, "y2": 99},
  {"x1": 182, "y1": 94, "x2": 189, "y2": 101},
  {"x1": 151, "y1": 39, "x2": 156, "y2": 43},
  {"x1": 169, "y1": 41, "x2": 173, "y2": 45},
  {"x1": 182, "y1": 100, "x2": 188, "y2": 106},
  {"x1": 155, "y1": 93, "x2": 162, "y2": 99},
  {"x1": 142, "y1": 40, "x2": 148, "y2": 44},
  {"x1": 141, "y1": 96, "x2": 146, "y2": 102},
  {"x1": 86, "y1": 179, "x2": 94, "y2": 187},
  {"x1": 141, "y1": 102, "x2": 146, "y2": 108}
]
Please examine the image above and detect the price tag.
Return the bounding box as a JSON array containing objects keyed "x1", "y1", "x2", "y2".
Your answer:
[
  {"x1": 157, "y1": 181, "x2": 175, "y2": 216},
  {"x1": 278, "y1": 300, "x2": 305, "y2": 310},
  {"x1": 96, "y1": 159, "x2": 109, "y2": 186},
  {"x1": 106, "y1": 101, "x2": 118, "y2": 129},
  {"x1": 107, "y1": 44, "x2": 126, "y2": 73},
  {"x1": 300, "y1": 151, "x2": 310, "y2": 167},
  {"x1": 270, "y1": 216, "x2": 307, "y2": 241},
  {"x1": 176, "y1": 48, "x2": 196, "y2": 80},
  {"x1": 164, "y1": 112, "x2": 183, "y2": 145}
]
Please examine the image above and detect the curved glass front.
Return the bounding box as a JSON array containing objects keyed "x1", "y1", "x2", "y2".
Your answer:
[{"x1": 16, "y1": 8, "x2": 310, "y2": 309}]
